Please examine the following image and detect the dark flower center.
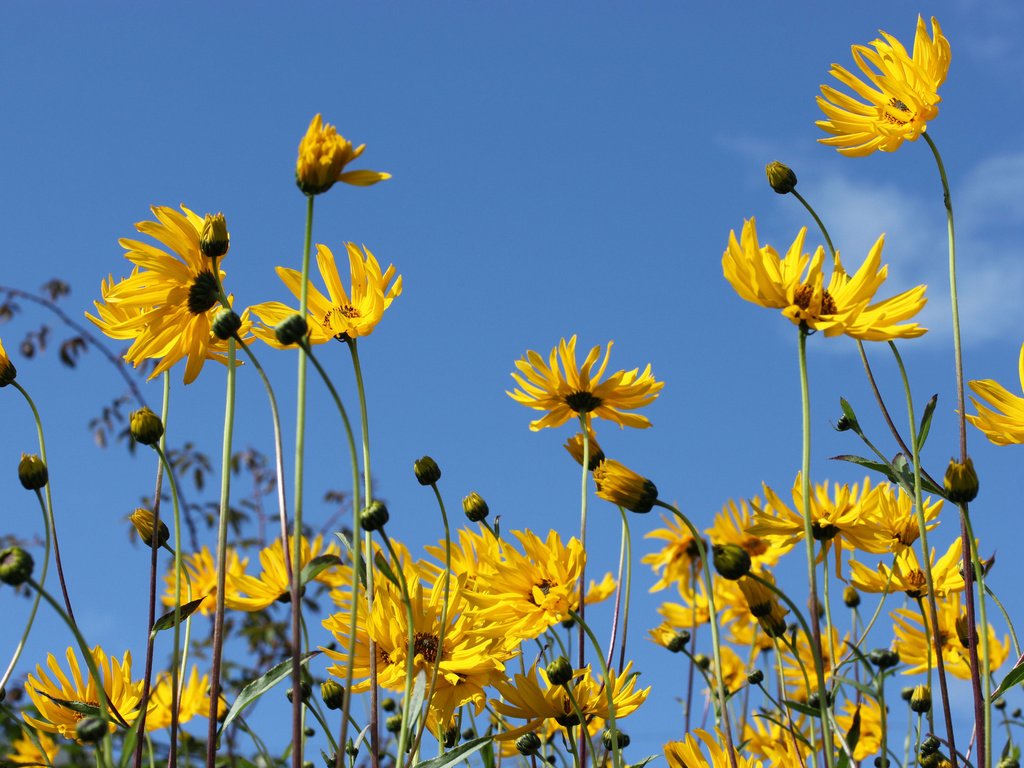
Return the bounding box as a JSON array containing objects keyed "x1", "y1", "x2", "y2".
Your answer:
[
  {"x1": 187, "y1": 271, "x2": 221, "y2": 315},
  {"x1": 529, "y1": 578, "x2": 556, "y2": 605},
  {"x1": 411, "y1": 631, "x2": 441, "y2": 664},
  {"x1": 905, "y1": 570, "x2": 927, "y2": 598},
  {"x1": 565, "y1": 391, "x2": 602, "y2": 414},
  {"x1": 884, "y1": 97, "x2": 914, "y2": 127},
  {"x1": 794, "y1": 284, "x2": 837, "y2": 316},
  {"x1": 741, "y1": 536, "x2": 769, "y2": 557},
  {"x1": 811, "y1": 522, "x2": 839, "y2": 541}
]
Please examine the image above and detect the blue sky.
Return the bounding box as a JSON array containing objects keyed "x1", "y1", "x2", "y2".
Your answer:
[{"x1": 2, "y1": 0, "x2": 1024, "y2": 759}]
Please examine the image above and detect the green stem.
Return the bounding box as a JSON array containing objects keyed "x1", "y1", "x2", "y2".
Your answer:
[
  {"x1": 378, "y1": 530, "x2": 418, "y2": 760},
  {"x1": 791, "y1": 189, "x2": 837, "y2": 258},
  {"x1": 205, "y1": 337, "x2": 237, "y2": 768},
  {"x1": 962, "y1": 509, "x2": 992, "y2": 768},
  {"x1": 796, "y1": 326, "x2": 835, "y2": 768},
  {"x1": 566, "y1": 610, "x2": 622, "y2": 768}
]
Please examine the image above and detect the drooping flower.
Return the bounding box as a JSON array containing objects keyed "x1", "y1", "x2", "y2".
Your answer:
[
  {"x1": 508, "y1": 336, "x2": 663, "y2": 431},
  {"x1": 493, "y1": 662, "x2": 648, "y2": 740},
  {"x1": 296, "y1": 114, "x2": 391, "y2": 195},
  {"x1": 87, "y1": 206, "x2": 252, "y2": 384},
  {"x1": 968, "y1": 343, "x2": 1024, "y2": 445},
  {"x1": 24, "y1": 647, "x2": 144, "y2": 739},
  {"x1": 723, "y1": 219, "x2": 927, "y2": 341},
  {"x1": 251, "y1": 243, "x2": 402, "y2": 348},
  {"x1": 664, "y1": 729, "x2": 763, "y2": 768},
  {"x1": 817, "y1": 16, "x2": 950, "y2": 157}
]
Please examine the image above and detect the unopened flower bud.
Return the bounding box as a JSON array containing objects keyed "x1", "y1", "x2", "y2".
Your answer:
[
  {"x1": 868, "y1": 648, "x2": 900, "y2": 670},
  {"x1": 920, "y1": 735, "x2": 941, "y2": 756},
  {"x1": 998, "y1": 756, "x2": 1020, "y2": 768},
  {"x1": 345, "y1": 739, "x2": 358, "y2": 758},
  {"x1": 360, "y1": 500, "x2": 389, "y2": 532},
  {"x1": 0, "y1": 343, "x2": 16, "y2": 387},
  {"x1": 747, "y1": 669, "x2": 764, "y2": 685},
  {"x1": 944, "y1": 457, "x2": 979, "y2": 504},
  {"x1": 0, "y1": 547, "x2": 33, "y2": 586},
  {"x1": 546, "y1": 656, "x2": 573, "y2": 687},
  {"x1": 76, "y1": 715, "x2": 109, "y2": 743},
  {"x1": 200, "y1": 213, "x2": 230, "y2": 259},
  {"x1": 712, "y1": 543, "x2": 751, "y2": 580},
  {"x1": 462, "y1": 492, "x2": 489, "y2": 523},
  {"x1": 17, "y1": 453, "x2": 47, "y2": 490},
  {"x1": 385, "y1": 714, "x2": 403, "y2": 734},
  {"x1": 286, "y1": 682, "x2": 311, "y2": 703},
  {"x1": 130, "y1": 407, "x2": 164, "y2": 446},
  {"x1": 212, "y1": 308, "x2": 241, "y2": 341},
  {"x1": 910, "y1": 685, "x2": 932, "y2": 714},
  {"x1": 414, "y1": 456, "x2": 441, "y2": 486},
  {"x1": 381, "y1": 697, "x2": 397, "y2": 712},
  {"x1": 321, "y1": 680, "x2": 345, "y2": 710},
  {"x1": 443, "y1": 724, "x2": 460, "y2": 748},
  {"x1": 900, "y1": 686, "x2": 915, "y2": 701},
  {"x1": 602, "y1": 728, "x2": 630, "y2": 750},
  {"x1": 993, "y1": 697, "x2": 1006, "y2": 710},
  {"x1": 516, "y1": 732, "x2": 542, "y2": 756},
  {"x1": 955, "y1": 612, "x2": 973, "y2": 649},
  {"x1": 275, "y1": 314, "x2": 309, "y2": 346},
  {"x1": 843, "y1": 585, "x2": 861, "y2": 608},
  {"x1": 130, "y1": 508, "x2": 169, "y2": 548},
  {"x1": 693, "y1": 654, "x2": 711, "y2": 670},
  {"x1": 564, "y1": 431, "x2": 604, "y2": 471},
  {"x1": 666, "y1": 631, "x2": 690, "y2": 653},
  {"x1": 592, "y1": 459, "x2": 658, "y2": 514},
  {"x1": 766, "y1": 161, "x2": 797, "y2": 195}
]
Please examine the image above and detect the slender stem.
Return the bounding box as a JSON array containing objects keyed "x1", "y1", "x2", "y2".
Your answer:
[
  {"x1": 377, "y1": 530, "x2": 418, "y2": 761},
  {"x1": 962, "y1": 510, "x2": 992, "y2": 768},
  {"x1": 796, "y1": 327, "x2": 834, "y2": 768},
  {"x1": 791, "y1": 190, "x2": 836, "y2": 258},
  {"x1": 616, "y1": 508, "x2": 633, "y2": 674},
  {"x1": 567, "y1": 610, "x2": 622, "y2": 768},
  {"x1": 576, "y1": 417, "x2": 590, "y2": 768},
  {"x1": 205, "y1": 338, "x2": 237, "y2": 768}
]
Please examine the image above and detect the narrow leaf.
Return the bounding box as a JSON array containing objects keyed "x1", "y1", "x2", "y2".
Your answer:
[
  {"x1": 151, "y1": 597, "x2": 206, "y2": 635},
  {"x1": 916, "y1": 394, "x2": 938, "y2": 451},
  {"x1": 411, "y1": 736, "x2": 491, "y2": 768},
  {"x1": 628, "y1": 757, "x2": 659, "y2": 768},
  {"x1": 992, "y1": 652, "x2": 1024, "y2": 701},
  {"x1": 782, "y1": 699, "x2": 821, "y2": 718},
  {"x1": 374, "y1": 551, "x2": 400, "y2": 588},
  {"x1": 218, "y1": 651, "x2": 320, "y2": 737},
  {"x1": 34, "y1": 690, "x2": 103, "y2": 718},
  {"x1": 300, "y1": 554, "x2": 343, "y2": 586},
  {"x1": 830, "y1": 455, "x2": 898, "y2": 485}
]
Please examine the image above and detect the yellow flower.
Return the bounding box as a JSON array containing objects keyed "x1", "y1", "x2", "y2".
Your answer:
[
  {"x1": 226, "y1": 535, "x2": 347, "y2": 611},
  {"x1": 849, "y1": 538, "x2": 964, "y2": 598},
  {"x1": 323, "y1": 570, "x2": 508, "y2": 727},
  {"x1": 163, "y1": 546, "x2": 249, "y2": 616},
  {"x1": 723, "y1": 219, "x2": 927, "y2": 341},
  {"x1": 742, "y1": 717, "x2": 810, "y2": 766},
  {"x1": 893, "y1": 593, "x2": 1009, "y2": 679},
  {"x1": 840, "y1": 483, "x2": 941, "y2": 555},
  {"x1": 493, "y1": 662, "x2": 648, "y2": 740},
  {"x1": 464, "y1": 529, "x2": 585, "y2": 640},
  {"x1": 817, "y1": 16, "x2": 950, "y2": 157},
  {"x1": 593, "y1": 459, "x2": 659, "y2": 513},
  {"x1": 24, "y1": 647, "x2": 143, "y2": 739},
  {"x1": 835, "y1": 698, "x2": 883, "y2": 762},
  {"x1": 643, "y1": 514, "x2": 704, "y2": 593},
  {"x1": 6, "y1": 727, "x2": 60, "y2": 766},
  {"x1": 780, "y1": 628, "x2": 845, "y2": 702},
  {"x1": 0, "y1": 337, "x2": 17, "y2": 386},
  {"x1": 664, "y1": 729, "x2": 763, "y2": 768},
  {"x1": 508, "y1": 336, "x2": 663, "y2": 431},
  {"x1": 87, "y1": 206, "x2": 252, "y2": 384},
  {"x1": 706, "y1": 497, "x2": 783, "y2": 569},
  {"x1": 968, "y1": 343, "x2": 1024, "y2": 445},
  {"x1": 252, "y1": 243, "x2": 402, "y2": 347},
  {"x1": 145, "y1": 666, "x2": 219, "y2": 731},
  {"x1": 296, "y1": 113, "x2": 391, "y2": 195}
]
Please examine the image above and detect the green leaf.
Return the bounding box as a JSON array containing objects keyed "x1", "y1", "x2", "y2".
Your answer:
[
  {"x1": 628, "y1": 757, "x2": 659, "y2": 768},
  {"x1": 916, "y1": 394, "x2": 938, "y2": 452},
  {"x1": 300, "y1": 554, "x2": 343, "y2": 586},
  {"x1": 151, "y1": 597, "x2": 206, "y2": 636},
  {"x1": 992, "y1": 652, "x2": 1024, "y2": 701},
  {"x1": 374, "y1": 551, "x2": 400, "y2": 588},
  {"x1": 34, "y1": 690, "x2": 103, "y2": 718},
  {"x1": 411, "y1": 736, "x2": 491, "y2": 768},
  {"x1": 407, "y1": 671, "x2": 427, "y2": 722},
  {"x1": 218, "y1": 651, "x2": 320, "y2": 738},
  {"x1": 782, "y1": 699, "x2": 821, "y2": 718},
  {"x1": 830, "y1": 455, "x2": 899, "y2": 485},
  {"x1": 837, "y1": 397, "x2": 862, "y2": 435}
]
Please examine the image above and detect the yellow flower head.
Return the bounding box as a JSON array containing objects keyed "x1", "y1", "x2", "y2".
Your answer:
[
  {"x1": 643, "y1": 514, "x2": 704, "y2": 593},
  {"x1": 226, "y1": 535, "x2": 347, "y2": 612},
  {"x1": 163, "y1": 546, "x2": 249, "y2": 616},
  {"x1": 836, "y1": 698, "x2": 883, "y2": 762},
  {"x1": 849, "y1": 538, "x2": 965, "y2": 598},
  {"x1": 508, "y1": 336, "x2": 663, "y2": 431},
  {"x1": 24, "y1": 647, "x2": 143, "y2": 739},
  {"x1": 706, "y1": 497, "x2": 783, "y2": 569},
  {"x1": 296, "y1": 113, "x2": 391, "y2": 195},
  {"x1": 840, "y1": 483, "x2": 941, "y2": 555},
  {"x1": 0, "y1": 337, "x2": 17, "y2": 387},
  {"x1": 493, "y1": 662, "x2": 648, "y2": 740},
  {"x1": 145, "y1": 666, "x2": 221, "y2": 731},
  {"x1": 817, "y1": 16, "x2": 950, "y2": 156},
  {"x1": 7, "y1": 728, "x2": 60, "y2": 766},
  {"x1": 664, "y1": 729, "x2": 763, "y2": 768},
  {"x1": 252, "y1": 243, "x2": 402, "y2": 348},
  {"x1": 723, "y1": 220, "x2": 927, "y2": 341},
  {"x1": 87, "y1": 206, "x2": 253, "y2": 384},
  {"x1": 593, "y1": 459, "x2": 659, "y2": 514},
  {"x1": 968, "y1": 343, "x2": 1024, "y2": 445}
]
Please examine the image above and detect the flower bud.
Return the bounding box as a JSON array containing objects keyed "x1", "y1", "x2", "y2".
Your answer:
[
  {"x1": 0, "y1": 341, "x2": 16, "y2": 387},
  {"x1": 200, "y1": 213, "x2": 230, "y2": 259},
  {"x1": 360, "y1": 500, "x2": 389, "y2": 532},
  {"x1": 868, "y1": 648, "x2": 900, "y2": 670},
  {"x1": 212, "y1": 309, "x2": 242, "y2": 341},
  {"x1": 765, "y1": 161, "x2": 797, "y2": 194},
  {"x1": 920, "y1": 735, "x2": 941, "y2": 756},
  {"x1": 321, "y1": 680, "x2": 345, "y2": 710},
  {"x1": 546, "y1": 656, "x2": 573, "y2": 687},
  {"x1": 381, "y1": 697, "x2": 397, "y2": 712},
  {"x1": 843, "y1": 585, "x2": 861, "y2": 608},
  {"x1": 693, "y1": 654, "x2": 711, "y2": 670},
  {"x1": 563, "y1": 430, "x2": 604, "y2": 471},
  {"x1": 516, "y1": 732, "x2": 542, "y2": 756},
  {"x1": 910, "y1": 685, "x2": 932, "y2": 714},
  {"x1": 414, "y1": 456, "x2": 441, "y2": 486},
  {"x1": 712, "y1": 543, "x2": 751, "y2": 580},
  {"x1": 275, "y1": 314, "x2": 309, "y2": 346},
  {"x1": 286, "y1": 682, "x2": 311, "y2": 703},
  {"x1": 666, "y1": 631, "x2": 690, "y2": 654},
  {"x1": 602, "y1": 728, "x2": 630, "y2": 750},
  {"x1": 900, "y1": 686, "x2": 915, "y2": 702},
  {"x1": 747, "y1": 669, "x2": 764, "y2": 685},
  {"x1": 17, "y1": 453, "x2": 48, "y2": 490},
  {"x1": 0, "y1": 547, "x2": 33, "y2": 586},
  {"x1": 443, "y1": 723, "x2": 460, "y2": 748},
  {"x1": 385, "y1": 714, "x2": 403, "y2": 734},
  {"x1": 955, "y1": 612, "x2": 973, "y2": 649},
  {"x1": 76, "y1": 716, "x2": 109, "y2": 743},
  {"x1": 944, "y1": 457, "x2": 979, "y2": 504},
  {"x1": 592, "y1": 459, "x2": 658, "y2": 514},
  {"x1": 994, "y1": 697, "x2": 1006, "y2": 710},
  {"x1": 998, "y1": 756, "x2": 1020, "y2": 768},
  {"x1": 130, "y1": 508, "x2": 169, "y2": 549},
  {"x1": 345, "y1": 739, "x2": 358, "y2": 758},
  {"x1": 130, "y1": 407, "x2": 164, "y2": 446},
  {"x1": 462, "y1": 492, "x2": 489, "y2": 523}
]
